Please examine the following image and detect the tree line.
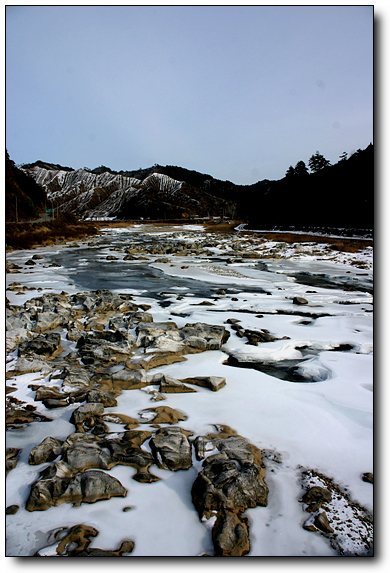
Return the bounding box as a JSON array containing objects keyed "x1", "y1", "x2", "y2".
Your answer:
[{"x1": 285, "y1": 148, "x2": 367, "y2": 178}]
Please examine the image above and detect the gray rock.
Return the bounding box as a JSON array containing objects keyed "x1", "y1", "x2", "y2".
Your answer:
[
  {"x1": 29, "y1": 436, "x2": 64, "y2": 465},
  {"x1": 26, "y1": 467, "x2": 126, "y2": 511},
  {"x1": 159, "y1": 374, "x2": 196, "y2": 394},
  {"x1": 62, "y1": 433, "x2": 111, "y2": 470},
  {"x1": 212, "y1": 509, "x2": 250, "y2": 557},
  {"x1": 150, "y1": 426, "x2": 192, "y2": 471},
  {"x1": 18, "y1": 332, "x2": 61, "y2": 358},
  {"x1": 87, "y1": 389, "x2": 117, "y2": 407},
  {"x1": 33, "y1": 312, "x2": 65, "y2": 333}
]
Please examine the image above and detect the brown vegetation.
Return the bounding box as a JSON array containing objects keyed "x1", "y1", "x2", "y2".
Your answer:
[{"x1": 5, "y1": 213, "x2": 99, "y2": 252}]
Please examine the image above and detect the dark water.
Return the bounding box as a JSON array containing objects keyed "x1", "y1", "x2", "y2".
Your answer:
[
  {"x1": 46, "y1": 228, "x2": 372, "y2": 300},
  {"x1": 48, "y1": 245, "x2": 268, "y2": 301}
]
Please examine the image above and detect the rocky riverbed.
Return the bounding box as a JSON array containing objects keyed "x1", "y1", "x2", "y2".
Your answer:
[{"x1": 5, "y1": 223, "x2": 373, "y2": 556}]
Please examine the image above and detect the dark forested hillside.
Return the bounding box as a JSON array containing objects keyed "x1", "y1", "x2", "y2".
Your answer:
[
  {"x1": 5, "y1": 151, "x2": 47, "y2": 221},
  {"x1": 239, "y1": 144, "x2": 374, "y2": 231}
]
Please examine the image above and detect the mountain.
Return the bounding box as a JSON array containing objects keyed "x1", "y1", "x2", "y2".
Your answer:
[
  {"x1": 22, "y1": 162, "x2": 236, "y2": 220},
  {"x1": 5, "y1": 151, "x2": 47, "y2": 222},
  {"x1": 19, "y1": 143, "x2": 373, "y2": 229}
]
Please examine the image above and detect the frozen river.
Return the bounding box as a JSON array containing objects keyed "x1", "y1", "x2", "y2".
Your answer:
[{"x1": 6, "y1": 224, "x2": 373, "y2": 556}]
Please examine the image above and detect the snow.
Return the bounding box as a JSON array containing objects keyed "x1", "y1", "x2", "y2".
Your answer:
[{"x1": 5, "y1": 224, "x2": 373, "y2": 557}]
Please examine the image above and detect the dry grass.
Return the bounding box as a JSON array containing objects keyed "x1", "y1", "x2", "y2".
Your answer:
[{"x1": 6, "y1": 215, "x2": 99, "y2": 252}]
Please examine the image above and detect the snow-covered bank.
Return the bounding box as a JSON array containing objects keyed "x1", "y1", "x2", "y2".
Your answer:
[{"x1": 6, "y1": 224, "x2": 373, "y2": 556}]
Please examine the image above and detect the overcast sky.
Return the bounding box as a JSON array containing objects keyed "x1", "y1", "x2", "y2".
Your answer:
[{"x1": 6, "y1": 5, "x2": 373, "y2": 185}]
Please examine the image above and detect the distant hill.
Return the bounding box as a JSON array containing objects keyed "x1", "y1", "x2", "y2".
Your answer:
[
  {"x1": 17, "y1": 143, "x2": 373, "y2": 230},
  {"x1": 5, "y1": 151, "x2": 47, "y2": 222},
  {"x1": 241, "y1": 144, "x2": 374, "y2": 231}
]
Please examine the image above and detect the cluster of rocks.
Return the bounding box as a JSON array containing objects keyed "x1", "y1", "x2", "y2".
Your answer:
[
  {"x1": 6, "y1": 286, "x2": 272, "y2": 555},
  {"x1": 299, "y1": 469, "x2": 373, "y2": 556}
]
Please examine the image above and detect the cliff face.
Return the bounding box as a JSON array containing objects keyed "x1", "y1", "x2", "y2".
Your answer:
[{"x1": 23, "y1": 165, "x2": 233, "y2": 220}]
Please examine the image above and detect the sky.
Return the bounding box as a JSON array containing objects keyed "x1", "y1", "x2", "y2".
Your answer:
[{"x1": 5, "y1": 4, "x2": 373, "y2": 185}]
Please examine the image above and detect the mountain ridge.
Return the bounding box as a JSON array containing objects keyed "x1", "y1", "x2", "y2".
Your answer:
[{"x1": 11, "y1": 143, "x2": 373, "y2": 229}]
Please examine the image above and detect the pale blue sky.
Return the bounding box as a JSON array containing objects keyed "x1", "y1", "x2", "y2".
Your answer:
[{"x1": 6, "y1": 5, "x2": 373, "y2": 184}]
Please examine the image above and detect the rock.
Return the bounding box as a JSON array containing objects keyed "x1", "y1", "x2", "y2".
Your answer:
[
  {"x1": 6, "y1": 505, "x2": 19, "y2": 515},
  {"x1": 33, "y1": 312, "x2": 65, "y2": 333},
  {"x1": 29, "y1": 437, "x2": 64, "y2": 465},
  {"x1": 314, "y1": 511, "x2": 334, "y2": 533},
  {"x1": 6, "y1": 448, "x2": 20, "y2": 476},
  {"x1": 111, "y1": 368, "x2": 147, "y2": 390},
  {"x1": 212, "y1": 509, "x2": 250, "y2": 557},
  {"x1": 9, "y1": 357, "x2": 53, "y2": 375},
  {"x1": 243, "y1": 328, "x2": 280, "y2": 345},
  {"x1": 293, "y1": 297, "x2": 308, "y2": 305},
  {"x1": 135, "y1": 321, "x2": 230, "y2": 354},
  {"x1": 139, "y1": 405, "x2": 188, "y2": 425},
  {"x1": 62, "y1": 434, "x2": 112, "y2": 470},
  {"x1": 6, "y1": 309, "x2": 34, "y2": 351},
  {"x1": 150, "y1": 426, "x2": 192, "y2": 471},
  {"x1": 18, "y1": 332, "x2": 61, "y2": 358},
  {"x1": 127, "y1": 351, "x2": 187, "y2": 371},
  {"x1": 43, "y1": 398, "x2": 70, "y2": 409},
  {"x1": 101, "y1": 412, "x2": 140, "y2": 430},
  {"x1": 159, "y1": 374, "x2": 197, "y2": 394},
  {"x1": 59, "y1": 365, "x2": 93, "y2": 389},
  {"x1": 35, "y1": 523, "x2": 133, "y2": 556},
  {"x1": 191, "y1": 426, "x2": 268, "y2": 556},
  {"x1": 70, "y1": 402, "x2": 105, "y2": 433},
  {"x1": 72, "y1": 540, "x2": 135, "y2": 556},
  {"x1": 6, "y1": 401, "x2": 51, "y2": 428},
  {"x1": 300, "y1": 486, "x2": 332, "y2": 512},
  {"x1": 87, "y1": 389, "x2": 118, "y2": 407},
  {"x1": 180, "y1": 376, "x2": 226, "y2": 392},
  {"x1": 362, "y1": 472, "x2": 373, "y2": 484},
  {"x1": 34, "y1": 386, "x2": 70, "y2": 402},
  {"x1": 26, "y1": 467, "x2": 127, "y2": 511},
  {"x1": 103, "y1": 430, "x2": 159, "y2": 482}
]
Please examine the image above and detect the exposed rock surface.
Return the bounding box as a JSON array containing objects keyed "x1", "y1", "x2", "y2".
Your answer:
[
  {"x1": 191, "y1": 425, "x2": 268, "y2": 556},
  {"x1": 35, "y1": 524, "x2": 135, "y2": 556},
  {"x1": 26, "y1": 464, "x2": 127, "y2": 511},
  {"x1": 149, "y1": 426, "x2": 192, "y2": 471}
]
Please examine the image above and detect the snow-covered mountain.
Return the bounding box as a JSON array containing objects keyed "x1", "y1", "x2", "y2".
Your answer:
[{"x1": 22, "y1": 164, "x2": 232, "y2": 220}]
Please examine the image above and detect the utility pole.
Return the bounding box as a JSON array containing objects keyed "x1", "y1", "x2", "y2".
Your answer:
[{"x1": 15, "y1": 196, "x2": 18, "y2": 223}]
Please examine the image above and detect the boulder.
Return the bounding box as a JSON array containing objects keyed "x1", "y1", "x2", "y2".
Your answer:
[
  {"x1": 18, "y1": 332, "x2": 61, "y2": 358},
  {"x1": 159, "y1": 374, "x2": 196, "y2": 394},
  {"x1": 300, "y1": 486, "x2": 332, "y2": 512},
  {"x1": 62, "y1": 433, "x2": 111, "y2": 470},
  {"x1": 87, "y1": 389, "x2": 118, "y2": 407},
  {"x1": 33, "y1": 312, "x2": 65, "y2": 333},
  {"x1": 293, "y1": 297, "x2": 308, "y2": 305},
  {"x1": 70, "y1": 402, "x2": 105, "y2": 433},
  {"x1": 180, "y1": 376, "x2": 226, "y2": 392},
  {"x1": 149, "y1": 426, "x2": 192, "y2": 471},
  {"x1": 26, "y1": 465, "x2": 127, "y2": 511},
  {"x1": 212, "y1": 509, "x2": 250, "y2": 557},
  {"x1": 6, "y1": 448, "x2": 20, "y2": 476},
  {"x1": 29, "y1": 437, "x2": 64, "y2": 465},
  {"x1": 139, "y1": 405, "x2": 188, "y2": 425},
  {"x1": 191, "y1": 426, "x2": 268, "y2": 557}
]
